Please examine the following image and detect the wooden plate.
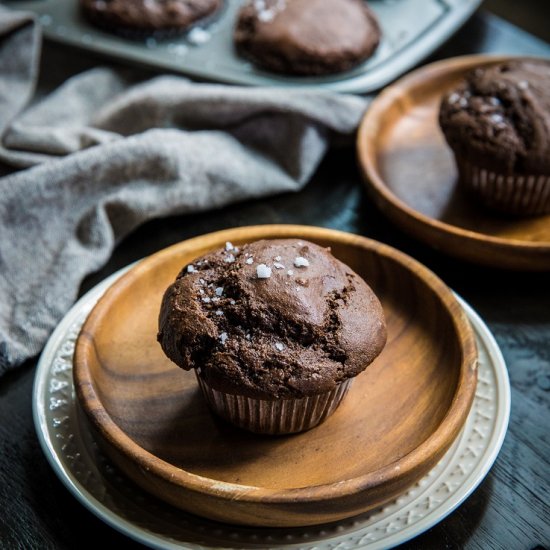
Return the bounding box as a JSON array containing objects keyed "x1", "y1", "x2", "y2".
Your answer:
[
  {"x1": 357, "y1": 55, "x2": 550, "y2": 270},
  {"x1": 74, "y1": 225, "x2": 477, "y2": 527}
]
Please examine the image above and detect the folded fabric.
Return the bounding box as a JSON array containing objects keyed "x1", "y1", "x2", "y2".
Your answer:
[{"x1": 0, "y1": 8, "x2": 368, "y2": 374}]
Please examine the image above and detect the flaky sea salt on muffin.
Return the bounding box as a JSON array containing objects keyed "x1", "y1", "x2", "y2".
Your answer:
[
  {"x1": 157, "y1": 239, "x2": 387, "y2": 434},
  {"x1": 439, "y1": 59, "x2": 550, "y2": 215}
]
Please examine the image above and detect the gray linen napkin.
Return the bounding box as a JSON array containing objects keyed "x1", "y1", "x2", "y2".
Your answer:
[{"x1": 0, "y1": 8, "x2": 369, "y2": 374}]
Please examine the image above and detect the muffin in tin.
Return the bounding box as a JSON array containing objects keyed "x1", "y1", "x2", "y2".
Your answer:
[
  {"x1": 234, "y1": 0, "x2": 381, "y2": 76},
  {"x1": 439, "y1": 59, "x2": 550, "y2": 215},
  {"x1": 157, "y1": 238, "x2": 387, "y2": 434},
  {"x1": 80, "y1": 0, "x2": 223, "y2": 38}
]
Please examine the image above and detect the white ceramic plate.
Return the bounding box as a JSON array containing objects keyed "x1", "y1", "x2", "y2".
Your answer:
[{"x1": 33, "y1": 265, "x2": 510, "y2": 550}]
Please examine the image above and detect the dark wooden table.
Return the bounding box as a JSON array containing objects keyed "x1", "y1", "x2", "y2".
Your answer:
[{"x1": 1, "y1": 9, "x2": 549, "y2": 550}]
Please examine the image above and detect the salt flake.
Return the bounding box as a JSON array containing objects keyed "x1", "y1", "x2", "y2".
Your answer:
[
  {"x1": 256, "y1": 264, "x2": 272, "y2": 279},
  {"x1": 448, "y1": 93, "x2": 460, "y2": 104},
  {"x1": 294, "y1": 257, "x2": 309, "y2": 268},
  {"x1": 275, "y1": 342, "x2": 285, "y2": 351},
  {"x1": 246, "y1": 257, "x2": 254, "y2": 265},
  {"x1": 187, "y1": 27, "x2": 211, "y2": 45},
  {"x1": 215, "y1": 287, "x2": 224, "y2": 296},
  {"x1": 273, "y1": 262, "x2": 285, "y2": 269},
  {"x1": 187, "y1": 265, "x2": 196, "y2": 273},
  {"x1": 219, "y1": 332, "x2": 228, "y2": 345}
]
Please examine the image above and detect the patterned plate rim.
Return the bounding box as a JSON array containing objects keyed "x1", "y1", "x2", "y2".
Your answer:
[{"x1": 33, "y1": 265, "x2": 510, "y2": 550}]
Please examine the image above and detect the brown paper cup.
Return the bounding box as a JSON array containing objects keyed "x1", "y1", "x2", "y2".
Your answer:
[
  {"x1": 456, "y1": 157, "x2": 550, "y2": 215},
  {"x1": 195, "y1": 373, "x2": 353, "y2": 435}
]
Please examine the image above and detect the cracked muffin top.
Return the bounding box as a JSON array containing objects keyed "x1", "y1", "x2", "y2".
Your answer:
[
  {"x1": 157, "y1": 239, "x2": 387, "y2": 399},
  {"x1": 439, "y1": 59, "x2": 550, "y2": 174}
]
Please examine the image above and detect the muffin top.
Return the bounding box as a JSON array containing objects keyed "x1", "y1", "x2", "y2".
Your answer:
[
  {"x1": 158, "y1": 239, "x2": 387, "y2": 399},
  {"x1": 80, "y1": 0, "x2": 222, "y2": 33},
  {"x1": 234, "y1": 0, "x2": 381, "y2": 76},
  {"x1": 439, "y1": 59, "x2": 550, "y2": 174}
]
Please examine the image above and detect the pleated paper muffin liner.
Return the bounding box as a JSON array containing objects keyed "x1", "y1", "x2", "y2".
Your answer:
[
  {"x1": 195, "y1": 373, "x2": 353, "y2": 435},
  {"x1": 456, "y1": 157, "x2": 550, "y2": 215}
]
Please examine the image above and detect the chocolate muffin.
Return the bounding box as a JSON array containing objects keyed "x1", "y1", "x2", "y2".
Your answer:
[
  {"x1": 80, "y1": 0, "x2": 222, "y2": 38},
  {"x1": 234, "y1": 0, "x2": 381, "y2": 76},
  {"x1": 158, "y1": 238, "x2": 387, "y2": 434},
  {"x1": 439, "y1": 59, "x2": 550, "y2": 215}
]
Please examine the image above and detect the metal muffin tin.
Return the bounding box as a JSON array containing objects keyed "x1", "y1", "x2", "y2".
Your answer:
[{"x1": 6, "y1": 0, "x2": 481, "y2": 93}]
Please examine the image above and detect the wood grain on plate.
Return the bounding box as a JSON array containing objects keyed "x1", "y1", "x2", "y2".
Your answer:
[
  {"x1": 73, "y1": 225, "x2": 477, "y2": 527},
  {"x1": 357, "y1": 55, "x2": 550, "y2": 270}
]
